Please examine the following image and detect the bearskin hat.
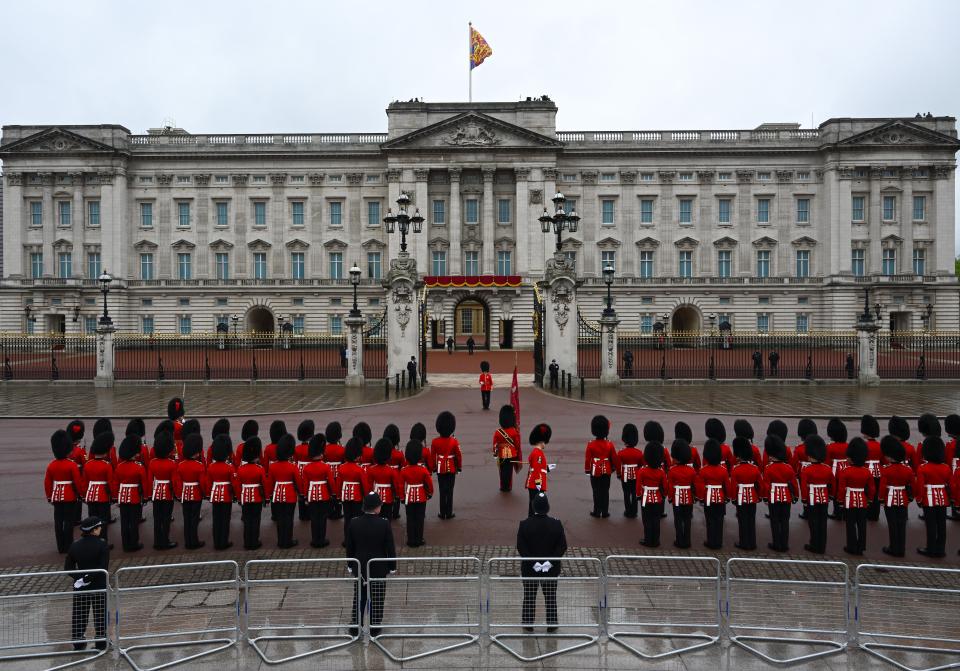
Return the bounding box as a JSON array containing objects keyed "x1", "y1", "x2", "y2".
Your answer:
[
  {"x1": 529, "y1": 423, "x2": 552, "y2": 445},
  {"x1": 918, "y1": 413, "x2": 941, "y2": 438},
  {"x1": 846, "y1": 437, "x2": 868, "y2": 467},
  {"x1": 622, "y1": 423, "x2": 639, "y2": 448},
  {"x1": 732, "y1": 436, "x2": 754, "y2": 462},
  {"x1": 436, "y1": 411, "x2": 456, "y2": 438},
  {"x1": 211, "y1": 418, "x2": 230, "y2": 441},
  {"x1": 352, "y1": 422, "x2": 372, "y2": 446},
  {"x1": 344, "y1": 437, "x2": 362, "y2": 463},
  {"x1": 591, "y1": 415, "x2": 610, "y2": 439},
  {"x1": 269, "y1": 420, "x2": 287, "y2": 444},
  {"x1": 767, "y1": 420, "x2": 788, "y2": 442},
  {"x1": 383, "y1": 423, "x2": 401, "y2": 447},
  {"x1": 675, "y1": 421, "x2": 693, "y2": 443},
  {"x1": 644, "y1": 421, "x2": 664, "y2": 444},
  {"x1": 827, "y1": 418, "x2": 847, "y2": 443},
  {"x1": 705, "y1": 418, "x2": 726, "y2": 443},
  {"x1": 373, "y1": 437, "x2": 393, "y2": 465},
  {"x1": 881, "y1": 435, "x2": 905, "y2": 463},
  {"x1": 324, "y1": 421, "x2": 342, "y2": 444},
  {"x1": 67, "y1": 420, "x2": 85, "y2": 442},
  {"x1": 804, "y1": 434, "x2": 827, "y2": 463},
  {"x1": 297, "y1": 420, "x2": 315, "y2": 443},
  {"x1": 499, "y1": 405, "x2": 516, "y2": 430},
  {"x1": 181, "y1": 418, "x2": 201, "y2": 438},
  {"x1": 125, "y1": 418, "x2": 146, "y2": 439},
  {"x1": 154, "y1": 419, "x2": 173, "y2": 439},
  {"x1": 242, "y1": 436, "x2": 262, "y2": 463},
  {"x1": 92, "y1": 418, "x2": 113, "y2": 437},
  {"x1": 410, "y1": 422, "x2": 427, "y2": 443},
  {"x1": 671, "y1": 439, "x2": 692, "y2": 465},
  {"x1": 764, "y1": 434, "x2": 786, "y2": 462},
  {"x1": 211, "y1": 434, "x2": 233, "y2": 463},
  {"x1": 90, "y1": 431, "x2": 114, "y2": 457},
  {"x1": 275, "y1": 434, "x2": 296, "y2": 462},
  {"x1": 797, "y1": 419, "x2": 818, "y2": 440},
  {"x1": 152, "y1": 431, "x2": 174, "y2": 459},
  {"x1": 51, "y1": 429, "x2": 72, "y2": 459},
  {"x1": 404, "y1": 439, "x2": 422, "y2": 466},
  {"x1": 922, "y1": 436, "x2": 946, "y2": 465},
  {"x1": 167, "y1": 397, "x2": 185, "y2": 420},
  {"x1": 643, "y1": 442, "x2": 664, "y2": 469},
  {"x1": 480, "y1": 360, "x2": 490, "y2": 373},
  {"x1": 182, "y1": 433, "x2": 203, "y2": 460},
  {"x1": 702, "y1": 438, "x2": 722, "y2": 466},
  {"x1": 118, "y1": 435, "x2": 141, "y2": 462},
  {"x1": 945, "y1": 414, "x2": 960, "y2": 438},
  {"x1": 240, "y1": 419, "x2": 259, "y2": 442},
  {"x1": 308, "y1": 434, "x2": 326, "y2": 459},
  {"x1": 861, "y1": 415, "x2": 880, "y2": 439},
  {"x1": 888, "y1": 416, "x2": 910, "y2": 442},
  {"x1": 733, "y1": 419, "x2": 754, "y2": 440}
]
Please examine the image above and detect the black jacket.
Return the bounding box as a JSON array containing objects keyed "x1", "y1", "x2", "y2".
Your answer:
[
  {"x1": 346, "y1": 512, "x2": 397, "y2": 579},
  {"x1": 516, "y1": 514, "x2": 567, "y2": 577},
  {"x1": 64, "y1": 535, "x2": 110, "y2": 590}
]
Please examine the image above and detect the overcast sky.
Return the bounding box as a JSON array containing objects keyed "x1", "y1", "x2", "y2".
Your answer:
[{"x1": 2, "y1": 0, "x2": 959, "y2": 246}]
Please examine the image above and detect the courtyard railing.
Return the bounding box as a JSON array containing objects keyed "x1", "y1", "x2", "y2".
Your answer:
[{"x1": 0, "y1": 334, "x2": 97, "y2": 381}]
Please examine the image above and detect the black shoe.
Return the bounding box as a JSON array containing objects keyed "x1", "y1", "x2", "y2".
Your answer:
[
  {"x1": 767, "y1": 543, "x2": 779, "y2": 552},
  {"x1": 804, "y1": 544, "x2": 823, "y2": 554},
  {"x1": 600, "y1": 512, "x2": 610, "y2": 518},
  {"x1": 843, "y1": 546, "x2": 863, "y2": 555},
  {"x1": 154, "y1": 541, "x2": 178, "y2": 550},
  {"x1": 281, "y1": 540, "x2": 298, "y2": 549},
  {"x1": 437, "y1": 513, "x2": 446, "y2": 519},
  {"x1": 589, "y1": 511, "x2": 600, "y2": 518},
  {"x1": 882, "y1": 546, "x2": 904, "y2": 557},
  {"x1": 95, "y1": 642, "x2": 107, "y2": 651},
  {"x1": 126, "y1": 543, "x2": 144, "y2": 552},
  {"x1": 73, "y1": 642, "x2": 87, "y2": 651},
  {"x1": 215, "y1": 542, "x2": 233, "y2": 550},
  {"x1": 447, "y1": 513, "x2": 456, "y2": 519},
  {"x1": 188, "y1": 541, "x2": 206, "y2": 550}
]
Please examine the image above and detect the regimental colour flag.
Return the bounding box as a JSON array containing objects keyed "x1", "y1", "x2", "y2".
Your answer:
[
  {"x1": 470, "y1": 25, "x2": 493, "y2": 70},
  {"x1": 510, "y1": 365, "x2": 520, "y2": 433}
]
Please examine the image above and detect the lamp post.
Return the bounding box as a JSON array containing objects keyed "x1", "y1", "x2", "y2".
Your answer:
[
  {"x1": 383, "y1": 193, "x2": 423, "y2": 254},
  {"x1": 349, "y1": 263, "x2": 362, "y2": 317},
  {"x1": 601, "y1": 264, "x2": 615, "y2": 318},
  {"x1": 922, "y1": 303, "x2": 933, "y2": 331},
  {"x1": 231, "y1": 314, "x2": 239, "y2": 336},
  {"x1": 708, "y1": 312, "x2": 717, "y2": 336},
  {"x1": 97, "y1": 270, "x2": 113, "y2": 326},
  {"x1": 539, "y1": 192, "x2": 580, "y2": 254}
]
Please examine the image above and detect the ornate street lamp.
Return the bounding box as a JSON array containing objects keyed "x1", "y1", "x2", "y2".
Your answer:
[
  {"x1": 874, "y1": 301, "x2": 883, "y2": 323},
  {"x1": 97, "y1": 270, "x2": 113, "y2": 326},
  {"x1": 231, "y1": 314, "x2": 239, "y2": 336},
  {"x1": 858, "y1": 286, "x2": 875, "y2": 324},
  {"x1": 923, "y1": 302, "x2": 934, "y2": 331},
  {"x1": 383, "y1": 193, "x2": 423, "y2": 253},
  {"x1": 349, "y1": 263, "x2": 362, "y2": 317},
  {"x1": 708, "y1": 312, "x2": 717, "y2": 336},
  {"x1": 538, "y1": 192, "x2": 580, "y2": 254},
  {"x1": 601, "y1": 264, "x2": 615, "y2": 318}
]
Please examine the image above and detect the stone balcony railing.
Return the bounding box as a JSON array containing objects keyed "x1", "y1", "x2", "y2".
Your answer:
[
  {"x1": 128, "y1": 133, "x2": 389, "y2": 151},
  {"x1": 557, "y1": 128, "x2": 820, "y2": 145}
]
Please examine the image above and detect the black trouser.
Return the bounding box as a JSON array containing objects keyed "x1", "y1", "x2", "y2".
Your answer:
[
  {"x1": 884, "y1": 505, "x2": 907, "y2": 555},
  {"x1": 52, "y1": 502, "x2": 78, "y2": 553},
  {"x1": 528, "y1": 489, "x2": 539, "y2": 517},
  {"x1": 673, "y1": 504, "x2": 693, "y2": 548},
  {"x1": 703, "y1": 504, "x2": 725, "y2": 549},
  {"x1": 498, "y1": 460, "x2": 514, "y2": 492},
  {"x1": 211, "y1": 502, "x2": 232, "y2": 549},
  {"x1": 867, "y1": 478, "x2": 881, "y2": 520},
  {"x1": 481, "y1": 390, "x2": 491, "y2": 409},
  {"x1": 736, "y1": 503, "x2": 757, "y2": 550},
  {"x1": 830, "y1": 500, "x2": 845, "y2": 520},
  {"x1": 407, "y1": 372, "x2": 416, "y2": 389},
  {"x1": 87, "y1": 502, "x2": 110, "y2": 545},
  {"x1": 329, "y1": 498, "x2": 343, "y2": 520},
  {"x1": 182, "y1": 501, "x2": 202, "y2": 548},
  {"x1": 405, "y1": 502, "x2": 425, "y2": 545},
  {"x1": 71, "y1": 590, "x2": 107, "y2": 650},
  {"x1": 242, "y1": 502, "x2": 262, "y2": 549},
  {"x1": 298, "y1": 496, "x2": 309, "y2": 521},
  {"x1": 152, "y1": 500, "x2": 173, "y2": 547},
  {"x1": 273, "y1": 502, "x2": 296, "y2": 547},
  {"x1": 845, "y1": 507, "x2": 867, "y2": 553},
  {"x1": 308, "y1": 500, "x2": 330, "y2": 545},
  {"x1": 589, "y1": 474, "x2": 611, "y2": 515},
  {"x1": 621, "y1": 480, "x2": 637, "y2": 517},
  {"x1": 522, "y1": 578, "x2": 558, "y2": 626},
  {"x1": 768, "y1": 502, "x2": 791, "y2": 551},
  {"x1": 437, "y1": 473, "x2": 456, "y2": 517},
  {"x1": 392, "y1": 499, "x2": 401, "y2": 519},
  {"x1": 923, "y1": 506, "x2": 947, "y2": 555},
  {"x1": 549, "y1": 373, "x2": 558, "y2": 390},
  {"x1": 352, "y1": 577, "x2": 386, "y2": 630},
  {"x1": 119, "y1": 503, "x2": 140, "y2": 551},
  {"x1": 806, "y1": 503, "x2": 828, "y2": 553},
  {"x1": 343, "y1": 501, "x2": 363, "y2": 540},
  {"x1": 641, "y1": 502, "x2": 663, "y2": 546}
]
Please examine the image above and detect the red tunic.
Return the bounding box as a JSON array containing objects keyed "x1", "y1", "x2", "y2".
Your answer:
[
  {"x1": 366, "y1": 463, "x2": 401, "y2": 504},
  {"x1": 294, "y1": 442, "x2": 311, "y2": 478},
  {"x1": 718, "y1": 444, "x2": 734, "y2": 472},
  {"x1": 431, "y1": 436, "x2": 463, "y2": 475},
  {"x1": 205, "y1": 461, "x2": 236, "y2": 503},
  {"x1": 617, "y1": 446, "x2": 644, "y2": 483},
  {"x1": 584, "y1": 439, "x2": 618, "y2": 477},
  {"x1": 792, "y1": 443, "x2": 809, "y2": 475},
  {"x1": 635, "y1": 466, "x2": 667, "y2": 505},
  {"x1": 399, "y1": 464, "x2": 433, "y2": 503},
  {"x1": 335, "y1": 462, "x2": 369, "y2": 503},
  {"x1": 44, "y1": 458, "x2": 84, "y2": 503},
  {"x1": 799, "y1": 463, "x2": 835, "y2": 505},
  {"x1": 267, "y1": 461, "x2": 300, "y2": 503},
  {"x1": 915, "y1": 462, "x2": 951, "y2": 507},
  {"x1": 323, "y1": 443, "x2": 344, "y2": 484},
  {"x1": 232, "y1": 442, "x2": 247, "y2": 469},
  {"x1": 952, "y1": 467, "x2": 960, "y2": 507},
  {"x1": 827, "y1": 441, "x2": 849, "y2": 475},
  {"x1": 865, "y1": 438, "x2": 883, "y2": 479},
  {"x1": 900, "y1": 441, "x2": 918, "y2": 471},
  {"x1": 666, "y1": 464, "x2": 697, "y2": 504},
  {"x1": 299, "y1": 460, "x2": 334, "y2": 503},
  {"x1": 83, "y1": 457, "x2": 113, "y2": 503},
  {"x1": 68, "y1": 443, "x2": 87, "y2": 469},
  {"x1": 525, "y1": 446, "x2": 549, "y2": 491},
  {"x1": 148, "y1": 457, "x2": 177, "y2": 501},
  {"x1": 763, "y1": 462, "x2": 799, "y2": 503},
  {"x1": 389, "y1": 448, "x2": 406, "y2": 470},
  {"x1": 689, "y1": 446, "x2": 703, "y2": 472},
  {"x1": 728, "y1": 462, "x2": 762, "y2": 505},
  {"x1": 762, "y1": 446, "x2": 793, "y2": 474},
  {"x1": 360, "y1": 445, "x2": 374, "y2": 469},
  {"x1": 750, "y1": 444, "x2": 763, "y2": 472},
  {"x1": 946, "y1": 438, "x2": 958, "y2": 473},
  {"x1": 88, "y1": 444, "x2": 118, "y2": 469},
  {"x1": 174, "y1": 459, "x2": 206, "y2": 502},
  {"x1": 478, "y1": 372, "x2": 493, "y2": 392},
  {"x1": 696, "y1": 465, "x2": 730, "y2": 505},
  {"x1": 236, "y1": 462, "x2": 269, "y2": 504},
  {"x1": 263, "y1": 442, "x2": 278, "y2": 472},
  {"x1": 493, "y1": 427, "x2": 522, "y2": 462},
  {"x1": 880, "y1": 463, "x2": 914, "y2": 507},
  {"x1": 113, "y1": 460, "x2": 149, "y2": 504},
  {"x1": 837, "y1": 465, "x2": 875, "y2": 509}
]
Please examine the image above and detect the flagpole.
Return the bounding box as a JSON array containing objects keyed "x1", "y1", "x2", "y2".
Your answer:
[{"x1": 468, "y1": 22, "x2": 472, "y2": 103}]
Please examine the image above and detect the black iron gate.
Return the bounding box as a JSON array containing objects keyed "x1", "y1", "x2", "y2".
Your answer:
[
  {"x1": 363, "y1": 311, "x2": 387, "y2": 379},
  {"x1": 533, "y1": 285, "x2": 545, "y2": 386},
  {"x1": 419, "y1": 289, "x2": 428, "y2": 385},
  {"x1": 577, "y1": 309, "x2": 601, "y2": 378}
]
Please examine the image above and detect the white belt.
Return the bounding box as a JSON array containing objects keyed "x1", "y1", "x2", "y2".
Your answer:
[
  {"x1": 845, "y1": 487, "x2": 866, "y2": 508},
  {"x1": 641, "y1": 486, "x2": 660, "y2": 507},
  {"x1": 272, "y1": 480, "x2": 293, "y2": 500},
  {"x1": 886, "y1": 485, "x2": 906, "y2": 507},
  {"x1": 866, "y1": 460, "x2": 881, "y2": 477},
  {"x1": 926, "y1": 484, "x2": 947, "y2": 505},
  {"x1": 673, "y1": 485, "x2": 692, "y2": 503},
  {"x1": 241, "y1": 484, "x2": 259, "y2": 490},
  {"x1": 770, "y1": 482, "x2": 790, "y2": 502},
  {"x1": 622, "y1": 464, "x2": 637, "y2": 480},
  {"x1": 119, "y1": 483, "x2": 137, "y2": 490},
  {"x1": 737, "y1": 483, "x2": 756, "y2": 505},
  {"x1": 808, "y1": 483, "x2": 828, "y2": 506},
  {"x1": 705, "y1": 484, "x2": 724, "y2": 506}
]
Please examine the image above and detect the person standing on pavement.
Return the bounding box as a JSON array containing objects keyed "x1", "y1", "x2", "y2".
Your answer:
[
  {"x1": 493, "y1": 405, "x2": 522, "y2": 493},
  {"x1": 431, "y1": 411, "x2": 462, "y2": 519},
  {"x1": 478, "y1": 360, "x2": 493, "y2": 410},
  {"x1": 585, "y1": 415, "x2": 617, "y2": 518},
  {"x1": 548, "y1": 359, "x2": 559, "y2": 390},
  {"x1": 346, "y1": 493, "x2": 396, "y2": 637},
  {"x1": 446, "y1": 336, "x2": 454, "y2": 354},
  {"x1": 65, "y1": 516, "x2": 109, "y2": 652},
  {"x1": 466, "y1": 336, "x2": 476, "y2": 355},
  {"x1": 45, "y1": 429, "x2": 85, "y2": 553},
  {"x1": 407, "y1": 356, "x2": 418, "y2": 389},
  {"x1": 517, "y1": 492, "x2": 567, "y2": 632}
]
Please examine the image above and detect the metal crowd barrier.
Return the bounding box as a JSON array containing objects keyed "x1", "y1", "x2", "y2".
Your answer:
[
  {"x1": 114, "y1": 560, "x2": 240, "y2": 671},
  {"x1": 486, "y1": 557, "x2": 602, "y2": 662},
  {"x1": 367, "y1": 556, "x2": 482, "y2": 662},
  {"x1": 856, "y1": 563, "x2": 960, "y2": 671},
  {"x1": 244, "y1": 558, "x2": 360, "y2": 664},
  {"x1": 0, "y1": 569, "x2": 109, "y2": 671},
  {"x1": 726, "y1": 558, "x2": 849, "y2": 665},
  {"x1": 604, "y1": 555, "x2": 721, "y2": 660}
]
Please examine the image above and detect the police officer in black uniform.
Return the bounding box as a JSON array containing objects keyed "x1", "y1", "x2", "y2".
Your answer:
[{"x1": 65, "y1": 516, "x2": 110, "y2": 651}]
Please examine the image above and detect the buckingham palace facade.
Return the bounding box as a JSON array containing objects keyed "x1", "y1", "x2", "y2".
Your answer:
[{"x1": 1, "y1": 98, "x2": 957, "y2": 347}]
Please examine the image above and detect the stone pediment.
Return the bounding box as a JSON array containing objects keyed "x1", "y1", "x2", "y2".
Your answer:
[
  {"x1": 361, "y1": 238, "x2": 386, "y2": 250},
  {"x1": 0, "y1": 127, "x2": 121, "y2": 156},
  {"x1": 323, "y1": 238, "x2": 348, "y2": 251},
  {"x1": 382, "y1": 112, "x2": 562, "y2": 151},
  {"x1": 133, "y1": 239, "x2": 158, "y2": 251},
  {"x1": 674, "y1": 236, "x2": 700, "y2": 248},
  {"x1": 561, "y1": 236, "x2": 583, "y2": 248},
  {"x1": 791, "y1": 235, "x2": 818, "y2": 247},
  {"x1": 837, "y1": 120, "x2": 960, "y2": 148},
  {"x1": 712, "y1": 235, "x2": 738, "y2": 248},
  {"x1": 247, "y1": 238, "x2": 272, "y2": 250},
  {"x1": 635, "y1": 236, "x2": 660, "y2": 249},
  {"x1": 597, "y1": 236, "x2": 621, "y2": 248},
  {"x1": 171, "y1": 239, "x2": 195, "y2": 250},
  {"x1": 285, "y1": 238, "x2": 310, "y2": 250},
  {"x1": 209, "y1": 238, "x2": 234, "y2": 250},
  {"x1": 752, "y1": 236, "x2": 778, "y2": 248}
]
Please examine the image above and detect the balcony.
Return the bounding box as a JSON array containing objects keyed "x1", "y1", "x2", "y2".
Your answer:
[
  {"x1": 122, "y1": 278, "x2": 382, "y2": 288},
  {"x1": 128, "y1": 133, "x2": 389, "y2": 153},
  {"x1": 556, "y1": 128, "x2": 820, "y2": 147}
]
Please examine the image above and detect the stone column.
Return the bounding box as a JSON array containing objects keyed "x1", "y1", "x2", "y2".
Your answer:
[
  {"x1": 933, "y1": 165, "x2": 956, "y2": 275},
  {"x1": 386, "y1": 169, "x2": 402, "y2": 263},
  {"x1": 94, "y1": 323, "x2": 115, "y2": 388},
  {"x1": 900, "y1": 169, "x2": 914, "y2": 274},
  {"x1": 41, "y1": 173, "x2": 54, "y2": 276},
  {"x1": 514, "y1": 167, "x2": 530, "y2": 276},
  {"x1": 481, "y1": 167, "x2": 495, "y2": 272},
  {"x1": 541, "y1": 252, "x2": 579, "y2": 382},
  {"x1": 413, "y1": 169, "x2": 430, "y2": 274},
  {"x1": 383, "y1": 251, "x2": 420, "y2": 380},
  {"x1": 599, "y1": 312, "x2": 620, "y2": 386},
  {"x1": 3, "y1": 172, "x2": 24, "y2": 277},
  {"x1": 868, "y1": 168, "x2": 882, "y2": 274},
  {"x1": 71, "y1": 173, "x2": 84, "y2": 277},
  {"x1": 857, "y1": 319, "x2": 880, "y2": 387},
  {"x1": 448, "y1": 168, "x2": 462, "y2": 274},
  {"x1": 344, "y1": 314, "x2": 366, "y2": 387}
]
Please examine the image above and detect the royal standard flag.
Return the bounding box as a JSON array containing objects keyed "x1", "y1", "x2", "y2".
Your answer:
[{"x1": 470, "y1": 26, "x2": 493, "y2": 69}]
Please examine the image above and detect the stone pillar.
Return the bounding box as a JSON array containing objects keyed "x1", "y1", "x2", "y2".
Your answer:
[
  {"x1": 900, "y1": 170, "x2": 914, "y2": 274},
  {"x1": 541, "y1": 252, "x2": 579, "y2": 382},
  {"x1": 94, "y1": 323, "x2": 115, "y2": 388},
  {"x1": 857, "y1": 319, "x2": 880, "y2": 387},
  {"x1": 599, "y1": 312, "x2": 620, "y2": 386},
  {"x1": 448, "y1": 168, "x2": 462, "y2": 273},
  {"x1": 41, "y1": 173, "x2": 54, "y2": 276},
  {"x1": 514, "y1": 167, "x2": 529, "y2": 276},
  {"x1": 344, "y1": 314, "x2": 366, "y2": 387},
  {"x1": 413, "y1": 169, "x2": 430, "y2": 273},
  {"x1": 481, "y1": 167, "x2": 495, "y2": 272},
  {"x1": 383, "y1": 251, "x2": 421, "y2": 380},
  {"x1": 933, "y1": 165, "x2": 956, "y2": 275},
  {"x1": 386, "y1": 168, "x2": 402, "y2": 263},
  {"x1": 3, "y1": 172, "x2": 24, "y2": 277},
  {"x1": 868, "y1": 168, "x2": 882, "y2": 274}
]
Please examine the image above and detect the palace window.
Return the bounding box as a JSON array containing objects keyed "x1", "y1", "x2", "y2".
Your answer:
[
  {"x1": 431, "y1": 251, "x2": 447, "y2": 276},
  {"x1": 291, "y1": 201, "x2": 305, "y2": 227},
  {"x1": 58, "y1": 201, "x2": 72, "y2": 227},
  {"x1": 87, "y1": 201, "x2": 100, "y2": 227},
  {"x1": 497, "y1": 250, "x2": 512, "y2": 275},
  {"x1": 640, "y1": 199, "x2": 654, "y2": 224},
  {"x1": 432, "y1": 200, "x2": 445, "y2": 225},
  {"x1": 795, "y1": 250, "x2": 810, "y2": 278},
  {"x1": 140, "y1": 202, "x2": 153, "y2": 227},
  {"x1": 366, "y1": 201, "x2": 380, "y2": 227},
  {"x1": 58, "y1": 252, "x2": 72, "y2": 278},
  {"x1": 464, "y1": 251, "x2": 479, "y2": 275},
  {"x1": 177, "y1": 253, "x2": 192, "y2": 280},
  {"x1": 367, "y1": 251, "x2": 381, "y2": 279},
  {"x1": 678, "y1": 250, "x2": 692, "y2": 278},
  {"x1": 882, "y1": 248, "x2": 896, "y2": 276},
  {"x1": 796, "y1": 198, "x2": 810, "y2": 223},
  {"x1": 913, "y1": 195, "x2": 926, "y2": 221},
  {"x1": 254, "y1": 201, "x2": 267, "y2": 227},
  {"x1": 87, "y1": 252, "x2": 101, "y2": 279},
  {"x1": 639, "y1": 251, "x2": 654, "y2": 278},
  {"x1": 140, "y1": 253, "x2": 154, "y2": 280},
  {"x1": 679, "y1": 199, "x2": 692, "y2": 225},
  {"x1": 757, "y1": 198, "x2": 770, "y2": 224},
  {"x1": 852, "y1": 196, "x2": 865, "y2": 222},
  {"x1": 291, "y1": 252, "x2": 305, "y2": 279},
  {"x1": 718, "y1": 198, "x2": 731, "y2": 224},
  {"x1": 601, "y1": 199, "x2": 615, "y2": 225},
  {"x1": 883, "y1": 195, "x2": 896, "y2": 221},
  {"x1": 329, "y1": 201, "x2": 342, "y2": 227},
  {"x1": 329, "y1": 252, "x2": 343, "y2": 279},
  {"x1": 851, "y1": 249, "x2": 865, "y2": 276},
  {"x1": 216, "y1": 202, "x2": 229, "y2": 227},
  {"x1": 913, "y1": 248, "x2": 926, "y2": 276},
  {"x1": 177, "y1": 202, "x2": 190, "y2": 227},
  {"x1": 30, "y1": 201, "x2": 42, "y2": 227},
  {"x1": 717, "y1": 250, "x2": 731, "y2": 278},
  {"x1": 253, "y1": 252, "x2": 267, "y2": 279},
  {"x1": 215, "y1": 253, "x2": 229, "y2": 280},
  {"x1": 756, "y1": 250, "x2": 770, "y2": 278}
]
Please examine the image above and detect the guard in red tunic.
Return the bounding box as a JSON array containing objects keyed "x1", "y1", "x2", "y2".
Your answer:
[
  {"x1": 174, "y1": 433, "x2": 207, "y2": 549},
  {"x1": 431, "y1": 411, "x2": 463, "y2": 519},
  {"x1": 792, "y1": 419, "x2": 817, "y2": 520},
  {"x1": 763, "y1": 434, "x2": 798, "y2": 552},
  {"x1": 837, "y1": 437, "x2": 874, "y2": 555},
  {"x1": 645, "y1": 421, "x2": 670, "y2": 470},
  {"x1": 367, "y1": 438, "x2": 401, "y2": 523},
  {"x1": 230, "y1": 419, "x2": 258, "y2": 467},
  {"x1": 400, "y1": 440, "x2": 434, "y2": 547},
  {"x1": 705, "y1": 418, "x2": 733, "y2": 471},
  {"x1": 167, "y1": 397, "x2": 186, "y2": 453},
  {"x1": 263, "y1": 420, "x2": 286, "y2": 473},
  {"x1": 479, "y1": 360, "x2": 493, "y2": 410},
  {"x1": 383, "y1": 424, "x2": 405, "y2": 519},
  {"x1": 66, "y1": 420, "x2": 87, "y2": 469},
  {"x1": 149, "y1": 420, "x2": 172, "y2": 461},
  {"x1": 148, "y1": 431, "x2": 178, "y2": 550},
  {"x1": 636, "y1": 442, "x2": 667, "y2": 547},
  {"x1": 916, "y1": 436, "x2": 951, "y2": 557},
  {"x1": 179, "y1": 419, "x2": 202, "y2": 461},
  {"x1": 337, "y1": 438, "x2": 370, "y2": 541},
  {"x1": 493, "y1": 405, "x2": 522, "y2": 493},
  {"x1": 893, "y1": 415, "x2": 920, "y2": 471},
  {"x1": 84, "y1": 432, "x2": 115, "y2": 547},
  {"x1": 236, "y1": 437, "x2": 268, "y2": 550},
  {"x1": 729, "y1": 437, "x2": 762, "y2": 550},
  {"x1": 585, "y1": 415, "x2": 618, "y2": 518},
  {"x1": 764, "y1": 420, "x2": 791, "y2": 473},
  {"x1": 113, "y1": 436, "x2": 149, "y2": 552},
  {"x1": 799, "y1": 435, "x2": 833, "y2": 554},
  {"x1": 697, "y1": 439, "x2": 730, "y2": 550},
  {"x1": 733, "y1": 420, "x2": 762, "y2": 472},
  {"x1": 206, "y1": 418, "x2": 231, "y2": 466},
  {"x1": 45, "y1": 430, "x2": 85, "y2": 553},
  {"x1": 353, "y1": 423, "x2": 374, "y2": 469},
  {"x1": 90, "y1": 419, "x2": 116, "y2": 465},
  {"x1": 295, "y1": 420, "x2": 315, "y2": 521},
  {"x1": 268, "y1": 434, "x2": 301, "y2": 548},
  {"x1": 860, "y1": 415, "x2": 883, "y2": 521},
  {"x1": 879, "y1": 436, "x2": 913, "y2": 557},
  {"x1": 206, "y1": 434, "x2": 236, "y2": 550},
  {"x1": 945, "y1": 414, "x2": 960, "y2": 520},
  {"x1": 125, "y1": 418, "x2": 151, "y2": 468},
  {"x1": 300, "y1": 434, "x2": 335, "y2": 547},
  {"x1": 525, "y1": 423, "x2": 553, "y2": 516},
  {"x1": 617, "y1": 424, "x2": 643, "y2": 518},
  {"x1": 323, "y1": 422, "x2": 345, "y2": 520},
  {"x1": 410, "y1": 422, "x2": 434, "y2": 473},
  {"x1": 675, "y1": 421, "x2": 701, "y2": 471},
  {"x1": 826, "y1": 418, "x2": 849, "y2": 519},
  {"x1": 667, "y1": 439, "x2": 697, "y2": 548}
]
